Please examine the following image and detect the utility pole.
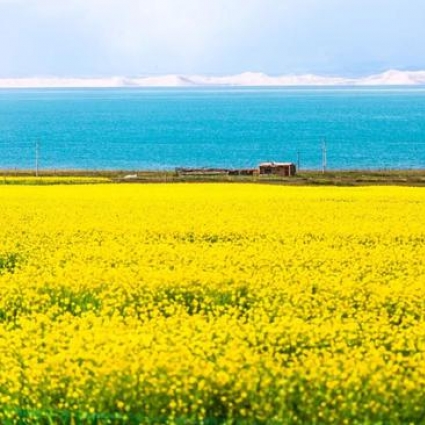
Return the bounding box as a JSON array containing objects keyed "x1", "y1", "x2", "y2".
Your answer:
[
  {"x1": 35, "y1": 140, "x2": 39, "y2": 177},
  {"x1": 297, "y1": 150, "x2": 301, "y2": 172},
  {"x1": 322, "y1": 138, "x2": 327, "y2": 173}
]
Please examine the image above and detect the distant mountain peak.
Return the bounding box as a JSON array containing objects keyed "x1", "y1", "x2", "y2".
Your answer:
[{"x1": 1, "y1": 70, "x2": 425, "y2": 88}]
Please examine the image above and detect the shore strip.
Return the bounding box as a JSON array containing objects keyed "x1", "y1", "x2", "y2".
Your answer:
[{"x1": 1, "y1": 169, "x2": 425, "y2": 186}]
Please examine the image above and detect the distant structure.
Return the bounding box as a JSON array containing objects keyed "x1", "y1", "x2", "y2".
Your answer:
[
  {"x1": 174, "y1": 163, "x2": 296, "y2": 178},
  {"x1": 258, "y1": 162, "x2": 296, "y2": 176},
  {"x1": 123, "y1": 174, "x2": 138, "y2": 180},
  {"x1": 176, "y1": 167, "x2": 256, "y2": 176}
]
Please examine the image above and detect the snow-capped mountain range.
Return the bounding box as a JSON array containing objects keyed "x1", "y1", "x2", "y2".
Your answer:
[{"x1": 1, "y1": 70, "x2": 425, "y2": 88}]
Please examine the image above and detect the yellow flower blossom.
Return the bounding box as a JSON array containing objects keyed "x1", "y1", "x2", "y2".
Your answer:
[{"x1": 0, "y1": 183, "x2": 424, "y2": 424}]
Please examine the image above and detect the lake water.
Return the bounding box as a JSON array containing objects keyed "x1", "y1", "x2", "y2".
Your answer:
[{"x1": 0, "y1": 87, "x2": 424, "y2": 170}]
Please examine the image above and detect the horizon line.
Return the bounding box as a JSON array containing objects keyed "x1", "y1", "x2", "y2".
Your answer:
[{"x1": 1, "y1": 69, "x2": 425, "y2": 88}]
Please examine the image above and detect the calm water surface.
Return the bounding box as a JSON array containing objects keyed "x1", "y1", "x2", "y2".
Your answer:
[{"x1": 0, "y1": 87, "x2": 424, "y2": 170}]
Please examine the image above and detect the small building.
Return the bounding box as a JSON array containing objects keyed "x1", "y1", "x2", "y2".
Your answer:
[
  {"x1": 259, "y1": 162, "x2": 296, "y2": 176},
  {"x1": 228, "y1": 168, "x2": 257, "y2": 176}
]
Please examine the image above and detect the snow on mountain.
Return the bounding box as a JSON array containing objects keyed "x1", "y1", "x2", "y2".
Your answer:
[
  {"x1": 1, "y1": 71, "x2": 425, "y2": 88},
  {"x1": 128, "y1": 75, "x2": 195, "y2": 87},
  {"x1": 356, "y1": 70, "x2": 425, "y2": 85}
]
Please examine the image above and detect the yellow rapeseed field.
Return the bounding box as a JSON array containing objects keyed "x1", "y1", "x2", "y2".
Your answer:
[{"x1": 0, "y1": 183, "x2": 425, "y2": 424}]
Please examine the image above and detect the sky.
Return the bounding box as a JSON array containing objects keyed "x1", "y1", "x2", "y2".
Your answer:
[{"x1": 0, "y1": 0, "x2": 424, "y2": 78}]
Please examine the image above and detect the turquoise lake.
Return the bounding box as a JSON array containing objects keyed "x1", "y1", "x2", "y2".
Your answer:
[{"x1": 0, "y1": 87, "x2": 424, "y2": 170}]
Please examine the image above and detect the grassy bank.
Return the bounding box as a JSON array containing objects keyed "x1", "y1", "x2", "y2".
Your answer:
[{"x1": 1, "y1": 169, "x2": 425, "y2": 186}]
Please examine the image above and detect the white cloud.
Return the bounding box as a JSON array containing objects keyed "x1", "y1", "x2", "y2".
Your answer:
[
  {"x1": 1, "y1": 0, "x2": 424, "y2": 76},
  {"x1": 23, "y1": 0, "x2": 261, "y2": 55}
]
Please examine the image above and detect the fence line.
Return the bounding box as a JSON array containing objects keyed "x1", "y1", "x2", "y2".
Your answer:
[{"x1": 0, "y1": 139, "x2": 424, "y2": 172}]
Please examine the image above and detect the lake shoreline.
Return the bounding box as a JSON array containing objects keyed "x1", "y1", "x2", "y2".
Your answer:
[{"x1": 1, "y1": 168, "x2": 425, "y2": 186}]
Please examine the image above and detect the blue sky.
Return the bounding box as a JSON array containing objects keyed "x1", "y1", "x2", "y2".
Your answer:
[{"x1": 0, "y1": 0, "x2": 424, "y2": 77}]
